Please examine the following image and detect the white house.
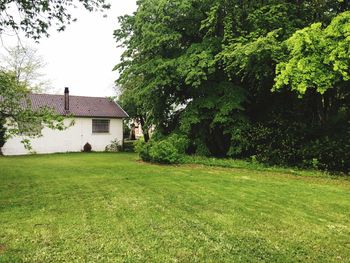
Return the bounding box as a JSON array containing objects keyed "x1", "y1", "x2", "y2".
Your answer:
[{"x1": 2, "y1": 88, "x2": 128, "y2": 155}]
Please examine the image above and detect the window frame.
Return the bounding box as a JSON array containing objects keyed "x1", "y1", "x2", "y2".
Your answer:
[{"x1": 92, "y1": 119, "x2": 110, "y2": 134}]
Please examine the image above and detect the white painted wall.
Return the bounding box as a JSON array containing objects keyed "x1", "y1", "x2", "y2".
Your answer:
[{"x1": 2, "y1": 117, "x2": 123, "y2": 155}]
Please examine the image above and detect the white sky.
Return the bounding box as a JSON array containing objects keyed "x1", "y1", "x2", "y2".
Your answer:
[{"x1": 0, "y1": 1, "x2": 137, "y2": 97}]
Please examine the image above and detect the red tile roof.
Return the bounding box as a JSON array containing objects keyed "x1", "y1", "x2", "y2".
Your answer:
[{"x1": 28, "y1": 93, "x2": 128, "y2": 118}]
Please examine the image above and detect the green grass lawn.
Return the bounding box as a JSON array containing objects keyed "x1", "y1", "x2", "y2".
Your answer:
[{"x1": 0, "y1": 153, "x2": 349, "y2": 262}]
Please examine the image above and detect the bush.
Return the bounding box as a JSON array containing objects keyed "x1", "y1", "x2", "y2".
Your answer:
[
  {"x1": 83, "y1": 142, "x2": 92, "y2": 152},
  {"x1": 135, "y1": 137, "x2": 182, "y2": 164},
  {"x1": 302, "y1": 137, "x2": 350, "y2": 173},
  {"x1": 149, "y1": 140, "x2": 181, "y2": 164},
  {"x1": 236, "y1": 117, "x2": 350, "y2": 173},
  {"x1": 135, "y1": 139, "x2": 153, "y2": 162},
  {"x1": 165, "y1": 134, "x2": 189, "y2": 154},
  {"x1": 246, "y1": 120, "x2": 307, "y2": 167},
  {"x1": 194, "y1": 140, "x2": 211, "y2": 156},
  {"x1": 123, "y1": 140, "x2": 135, "y2": 152},
  {"x1": 105, "y1": 139, "x2": 122, "y2": 152}
]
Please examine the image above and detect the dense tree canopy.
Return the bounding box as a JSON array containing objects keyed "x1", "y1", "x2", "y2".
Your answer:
[
  {"x1": 275, "y1": 11, "x2": 350, "y2": 94},
  {"x1": 115, "y1": 0, "x2": 350, "y2": 172}
]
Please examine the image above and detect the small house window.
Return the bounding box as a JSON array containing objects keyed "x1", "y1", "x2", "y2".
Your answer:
[{"x1": 92, "y1": 119, "x2": 110, "y2": 133}]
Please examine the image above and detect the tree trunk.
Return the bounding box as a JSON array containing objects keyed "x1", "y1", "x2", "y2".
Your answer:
[
  {"x1": 129, "y1": 126, "x2": 136, "y2": 140},
  {"x1": 0, "y1": 118, "x2": 6, "y2": 155},
  {"x1": 143, "y1": 131, "x2": 150, "y2": 143},
  {"x1": 139, "y1": 116, "x2": 150, "y2": 142}
]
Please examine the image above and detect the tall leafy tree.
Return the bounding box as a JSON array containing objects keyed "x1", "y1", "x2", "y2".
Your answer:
[{"x1": 115, "y1": 0, "x2": 350, "y2": 171}]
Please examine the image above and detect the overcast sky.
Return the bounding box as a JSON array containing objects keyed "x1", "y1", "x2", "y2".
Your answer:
[{"x1": 0, "y1": 1, "x2": 137, "y2": 97}]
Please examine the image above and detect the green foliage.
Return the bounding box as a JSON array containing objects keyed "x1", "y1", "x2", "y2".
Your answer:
[
  {"x1": 302, "y1": 136, "x2": 350, "y2": 172},
  {"x1": 134, "y1": 139, "x2": 153, "y2": 162},
  {"x1": 193, "y1": 140, "x2": 211, "y2": 157},
  {"x1": 245, "y1": 119, "x2": 311, "y2": 167},
  {"x1": 0, "y1": 117, "x2": 6, "y2": 153},
  {"x1": 135, "y1": 135, "x2": 184, "y2": 164},
  {"x1": 226, "y1": 120, "x2": 251, "y2": 157},
  {"x1": 105, "y1": 139, "x2": 122, "y2": 152},
  {"x1": 115, "y1": 0, "x2": 350, "y2": 173},
  {"x1": 220, "y1": 31, "x2": 282, "y2": 84},
  {"x1": 182, "y1": 155, "x2": 312, "y2": 177},
  {"x1": 164, "y1": 133, "x2": 189, "y2": 154},
  {"x1": 0, "y1": 0, "x2": 110, "y2": 39},
  {"x1": 149, "y1": 140, "x2": 181, "y2": 164},
  {"x1": 123, "y1": 140, "x2": 135, "y2": 152},
  {"x1": 274, "y1": 11, "x2": 350, "y2": 94},
  {"x1": 234, "y1": 118, "x2": 350, "y2": 173},
  {"x1": 179, "y1": 82, "x2": 247, "y2": 156}
]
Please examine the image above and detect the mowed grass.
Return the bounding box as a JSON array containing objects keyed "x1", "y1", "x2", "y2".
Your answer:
[{"x1": 0, "y1": 153, "x2": 349, "y2": 262}]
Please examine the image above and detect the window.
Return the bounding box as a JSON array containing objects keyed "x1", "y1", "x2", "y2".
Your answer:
[{"x1": 92, "y1": 119, "x2": 110, "y2": 133}]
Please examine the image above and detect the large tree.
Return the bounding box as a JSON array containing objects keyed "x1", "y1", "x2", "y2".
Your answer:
[{"x1": 115, "y1": 0, "x2": 350, "y2": 171}]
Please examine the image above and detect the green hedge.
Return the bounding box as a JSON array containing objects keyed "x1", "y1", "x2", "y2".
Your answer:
[{"x1": 134, "y1": 134, "x2": 188, "y2": 164}]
